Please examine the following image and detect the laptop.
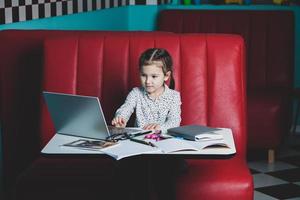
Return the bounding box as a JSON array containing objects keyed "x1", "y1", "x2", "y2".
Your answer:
[{"x1": 43, "y1": 91, "x2": 148, "y2": 140}]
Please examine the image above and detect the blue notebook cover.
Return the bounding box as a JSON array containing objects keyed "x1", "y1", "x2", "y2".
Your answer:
[{"x1": 167, "y1": 125, "x2": 223, "y2": 141}]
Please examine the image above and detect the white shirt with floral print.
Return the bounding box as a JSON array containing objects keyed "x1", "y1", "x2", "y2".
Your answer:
[{"x1": 115, "y1": 85, "x2": 181, "y2": 134}]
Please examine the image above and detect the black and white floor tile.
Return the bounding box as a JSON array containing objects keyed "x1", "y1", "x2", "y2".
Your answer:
[{"x1": 247, "y1": 134, "x2": 300, "y2": 200}]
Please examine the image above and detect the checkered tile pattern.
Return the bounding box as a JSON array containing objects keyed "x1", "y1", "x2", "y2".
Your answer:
[
  {"x1": 248, "y1": 134, "x2": 300, "y2": 200},
  {"x1": 0, "y1": 0, "x2": 171, "y2": 24}
]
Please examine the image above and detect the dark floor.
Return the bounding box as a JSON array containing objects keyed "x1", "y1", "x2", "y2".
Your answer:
[{"x1": 247, "y1": 134, "x2": 300, "y2": 200}]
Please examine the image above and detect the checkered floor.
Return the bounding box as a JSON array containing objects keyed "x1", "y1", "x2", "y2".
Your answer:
[{"x1": 247, "y1": 134, "x2": 300, "y2": 200}]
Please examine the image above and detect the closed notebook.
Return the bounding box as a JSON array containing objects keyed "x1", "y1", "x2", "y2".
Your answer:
[{"x1": 167, "y1": 125, "x2": 223, "y2": 141}]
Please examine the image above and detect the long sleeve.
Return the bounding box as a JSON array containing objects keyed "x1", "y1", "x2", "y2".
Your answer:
[
  {"x1": 115, "y1": 89, "x2": 137, "y2": 122},
  {"x1": 160, "y1": 92, "x2": 182, "y2": 134},
  {"x1": 115, "y1": 86, "x2": 182, "y2": 131}
]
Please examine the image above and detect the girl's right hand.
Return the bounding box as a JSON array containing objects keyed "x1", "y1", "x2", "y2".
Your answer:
[{"x1": 111, "y1": 116, "x2": 127, "y2": 128}]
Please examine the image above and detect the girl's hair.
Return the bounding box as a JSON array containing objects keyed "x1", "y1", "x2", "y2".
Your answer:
[{"x1": 139, "y1": 48, "x2": 175, "y2": 89}]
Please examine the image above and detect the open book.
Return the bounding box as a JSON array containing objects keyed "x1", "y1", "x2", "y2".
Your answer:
[
  {"x1": 195, "y1": 138, "x2": 229, "y2": 149},
  {"x1": 154, "y1": 136, "x2": 230, "y2": 151},
  {"x1": 167, "y1": 125, "x2": 224, "y2": 141},
  {"x1": 100, "y1": 134, "x2": 231, "y2": 160},
  {"x1": 100, "y1": 137, "x2": 200, "y2": 160}
]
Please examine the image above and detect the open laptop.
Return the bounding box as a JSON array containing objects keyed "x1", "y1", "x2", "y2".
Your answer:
[{"x1": 43, "y1": 91, "x2": 148, "y2": 140}]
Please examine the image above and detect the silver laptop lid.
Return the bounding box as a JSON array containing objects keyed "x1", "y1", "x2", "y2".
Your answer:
[{"x1": 43, "y1": 91, "x2": 111, "y2": 140}]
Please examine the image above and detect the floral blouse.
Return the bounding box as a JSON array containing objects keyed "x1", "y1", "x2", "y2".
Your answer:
[{"x1": 115, "y1": 85, "x2": 181, "y2": 134}]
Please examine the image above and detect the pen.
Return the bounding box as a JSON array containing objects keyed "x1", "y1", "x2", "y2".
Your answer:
[
  {"x1": 131, "y1": 130, "x2": 152, "y2": 137},
  {"x1": 130, "y1": 138, "x2": 156, "y2": 147}
]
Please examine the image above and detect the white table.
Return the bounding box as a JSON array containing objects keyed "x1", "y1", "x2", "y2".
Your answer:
[{"x1": 41, "y1": 128, "x2": 236, "y2": 159}]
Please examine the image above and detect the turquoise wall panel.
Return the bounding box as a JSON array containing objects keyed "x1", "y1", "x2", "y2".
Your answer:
[
  {"x1": 127, "y1": 6, "x2": 162, "y2": 31},
  {"x1": 0, "y1": 6, "x2": 129, "y2": 31}
]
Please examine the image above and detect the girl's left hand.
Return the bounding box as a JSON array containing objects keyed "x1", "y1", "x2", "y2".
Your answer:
[{"x1": 143, "y1": 123, "x2": 161, "y2": 131}]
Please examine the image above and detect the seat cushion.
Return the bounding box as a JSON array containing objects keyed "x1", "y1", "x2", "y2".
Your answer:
[
  {"x1": 176, "y1": 158, "x2": 253, "y2": 200},
  {"x1": 247, "y1": 89, "x2": 290, "y2": 149}
]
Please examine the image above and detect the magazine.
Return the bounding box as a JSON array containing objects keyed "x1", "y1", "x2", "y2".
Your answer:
[{"x1": 62, "y1": 139, "x2": 118, "y2": 151}]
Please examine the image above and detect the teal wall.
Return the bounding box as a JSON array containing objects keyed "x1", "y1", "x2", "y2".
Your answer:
[
  {"x1": 127, "y1": 6, "x2": 162, "y2": 31},
  {"x1": 0, "y1": 5, "x2": 160, "y2": 31},
  {"x1": 0, "y1": 6, "x2": 129, "y2": 31},
  {"x1": 0, "y1": 4, "x2": 300, "y2": 195}
]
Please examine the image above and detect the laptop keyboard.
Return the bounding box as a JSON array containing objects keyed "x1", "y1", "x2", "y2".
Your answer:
[
  {"x1": 108, "y1": 126, "x2": 127, "y2": 135},
  {"x1": 107, "y1": 126, "x2": 144, "y2": 136}
]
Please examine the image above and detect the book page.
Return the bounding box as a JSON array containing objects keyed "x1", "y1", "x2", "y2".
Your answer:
[
  {"x1": 195, "y1": 132, "x2": 223, "y2": 141},
  {"x1": 199, "y1": 139, "x2": 230, "y2": 149},
  {"x1": 153, "y1": 138, "x2": 199, "y2": 153},
  {"x1": 100, "y1": 140, "x2": 161, "y2": 160}
]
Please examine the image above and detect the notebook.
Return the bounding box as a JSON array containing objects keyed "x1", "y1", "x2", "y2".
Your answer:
[
  {"x1": 43, "y1": 91, "x2": 147, "y2": 140},
  {"x1": 167, "y1": 125, "x2": 223, "y2": 141}
]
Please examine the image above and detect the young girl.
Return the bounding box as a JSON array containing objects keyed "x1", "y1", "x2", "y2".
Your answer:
[
  {"x1": 111, "y1": 48, "x2": 181, "y2": 134},
  {"x1": 111, "y1": 48, "x2": 184, "y2": 200}
]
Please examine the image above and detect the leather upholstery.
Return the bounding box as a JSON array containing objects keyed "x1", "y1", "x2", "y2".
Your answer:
[
  {"x1": 158, "y1": 10, "x2": 295, "y2": 151},
  {"x1": 0, "y1": 30, "x2": 253, "y2": 199}
]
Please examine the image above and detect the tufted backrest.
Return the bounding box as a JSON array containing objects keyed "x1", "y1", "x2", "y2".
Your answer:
[
  {"x1": 158, "y1": 10, "x2": 294, "y2": 90},
  {"x1": 42, "y1": 32, "x2": 247, "y2": 159}
]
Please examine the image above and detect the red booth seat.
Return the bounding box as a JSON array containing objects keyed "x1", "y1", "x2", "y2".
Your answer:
[
  {"x1": 158, "y1": 10, "x2": 295, "y2": 162},
  {"x1": 0, "y1": 30, "x2": 253, "y2": 200}
]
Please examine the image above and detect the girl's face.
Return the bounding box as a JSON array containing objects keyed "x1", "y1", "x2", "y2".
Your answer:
[{"x1": 140, "y1": 63, "x2": 170, "y2": 97}]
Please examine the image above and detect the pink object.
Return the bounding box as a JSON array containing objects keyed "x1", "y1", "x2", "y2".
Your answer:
[{"x1": 144, "y1": 133, "x2": 162, "y2": 141}]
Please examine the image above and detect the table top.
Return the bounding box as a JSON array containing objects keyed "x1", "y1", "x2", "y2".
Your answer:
[{"x1": 41, "y1": 128, "x2": 236, "y2": 159}]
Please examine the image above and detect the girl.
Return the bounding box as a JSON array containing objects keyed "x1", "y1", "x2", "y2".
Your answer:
[
  {"x1": 111, "y1": 48, "x2": 184, "y2": 200},
  {"x1": 111, "y1": 48, "x2": 181, "y2": 134}
]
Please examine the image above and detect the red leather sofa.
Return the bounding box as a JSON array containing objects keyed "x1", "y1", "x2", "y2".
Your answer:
[
  {"x1": 0, "y1": 30, "x2": 253, "y2": 199},
  {"x1": 158, "y1": 10, "x2": 295, "y2": 162}
]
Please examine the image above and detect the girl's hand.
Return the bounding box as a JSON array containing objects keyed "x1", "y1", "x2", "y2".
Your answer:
[
  {"x1": 111, "y1": 116, "x2": 127, "y2": 128},
  {"x1": 143, "y1": 123, "x2": 161, "y2": 131}
]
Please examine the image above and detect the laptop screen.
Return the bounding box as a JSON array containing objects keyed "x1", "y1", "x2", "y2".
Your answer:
[{"x1": 43, "y1": 91, "x2": 111, "y2": 140}]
